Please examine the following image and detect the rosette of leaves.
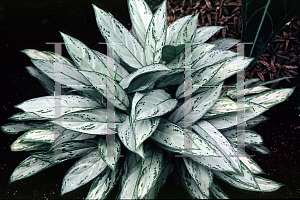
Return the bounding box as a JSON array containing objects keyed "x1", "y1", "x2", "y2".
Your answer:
[{"x1": 1, "y1": 0, "x2": 295, "y2": 199}]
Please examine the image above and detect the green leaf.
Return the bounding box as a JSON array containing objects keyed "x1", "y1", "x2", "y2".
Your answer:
[
  {"x1": 183, "y1": 157, "x2": 213, "y2": 198},
  {"x1": 61, "y1": 149, "x2": 107, "y2": 195},
  {"x1": 214, "y1": 162, "x2": 260, "y2": 189},
  {"x1": 92, "y1": 49, "x2": 129, "y2": 82},
  {"x1": 15, "y1": 95, "x2": 101, "y2": 118},
  {"x1": 166, "y1": 43, "x2": 216, "y2": 70},
  {"x1": 8, "y1": 112, "x2": 48, "y2": 121},
  {"x1": 208, "y1": 38, "x2": 240, "y2": 50},
  {"x1": 227, "y1": 86, "x2": 271, "y2": 99},
  {"x1": 60, "y1": 32, "x2": 112, "y2": 76},
  {"x1": 241, "y1": 0, "x2": 300, "y2": 68},
  {"x1": 193, "y1": 26, "x2": 225, "y2": 43},
  {"x1": 166, "y1": 15, "x2": 193, "y2": 45},
  {"x1": 1, "y1": 122, "x2": 44, "y2": 134},
  {"x1": 79, "y1": 71, "x2": 129, "y2": 111},
  {"x1": 244, "y1": 88, "x2": 295, "y2": 109},
  {"x1": 169, "y1": 83, "x2": 223, "y2": 127},
  {"x1": 119, "y1": 64, "x2": 170, "y2": 90},
  {"x1": 151, "y1": 118, "x2": 218, "y2": 157},
  {"x1": 134, "y1": 89, "x2": 177, "y2": 121},
  {"x1": 9, "y1": 156, "x2": 54, "y2": 184},
  {"x1": 175, "y1": 63, "x2": 224, "y2": 99},
  {"x1": 192, "y1": 120, "x2": 241, "y2": 172},
  {"x1": 155, "y1": 69, "x2": 184, "y2": 88},
  {"x1": 31, "y1": 140, "x2": 97, "y2": 163},
  {"x1": 18, "y1": 122, "x2": 65, "y2": 143},
  {"x1": 202, "y1": 98, "x2": 252, "y2": 119},
  {"x1": 144, "y1": 0, "x2": 167, "y2": 65},
  {"x1": 86, "y1": 163, "x2": 121, "y2": 199},
  {"x1": 25, "y1": 66, "x2": 68, "y2": 96},
  {"x1": 128, "y1": 0, "x2": 153, "y2": 47},
  {"x1": 237, "y1": 147, "x2": 265, "y2": 174},
  {"x1": 161, "y1": 44, "x2": 185, "y2": 63},
  {"x1": 176, "y1": 13, "x2": 199, "y2": 45},
  {"x1": 207, "y1": 102, "x2": 268, "y2": 130},
  {"x1": 93, "y1": 5, "x2": 145, "y2": 70},
  {"x1": 117, "y1": 116, "x2": 145, "y2": 159},
  {"x1": 97, "y1": 136, "x2": 121, "y2": 170},
  {"x1": 177, "y1": 160, "x2": 208, "y2": 199},
  {"x1": 209, "y1": 182, "x2": 229, "y2": 199},
  {"x1": 136, "y1": 144, "x2": 164, "y2": 199},
  {"x1": 11, "y1": 139, "x2": 50, "y2": 152},
  {"x1": 222, "y1": 129, "x2": 264, "y2": 146},
  {"x1": 52, "y1": 109, "x2": 127, "y2": 135},
  {"x1": 21, "y1": 49, "x2": 74, "y2": 67}
]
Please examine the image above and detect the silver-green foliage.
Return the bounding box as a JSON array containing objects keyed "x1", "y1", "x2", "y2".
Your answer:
[{"x1": 2, "y1": 0, "x2": 294, "y2": 199}]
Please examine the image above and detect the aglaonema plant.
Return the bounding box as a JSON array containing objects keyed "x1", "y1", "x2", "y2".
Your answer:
[{"x1": 1, "y1": 0, "x2": 295, "y2": 199}]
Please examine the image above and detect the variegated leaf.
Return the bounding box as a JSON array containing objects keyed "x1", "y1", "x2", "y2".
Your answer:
[
  {"x1": 119, "y1": 64, "x2": 170, "y2": 90},
  {"x1": 238, "y1": 176, "x2": 284, "y2": 192},
  {"x1": 61, "y1": 149, "x2": 107, "y2": 195},
  {"x1": 237, "y1": 147, "x2": 265, "y2": 174},
  {"x1": 202, "y1": 98, "x2": 252, "y2": 119},
  {"x1": 244, "y1": 115, "x2": 269, "y2": 129},
  {"x1": 79, "y1": 71, "x2": 129, "y2": 111},
  {"x1": 204, "y1": 57, "x2": 254, "y2": 85},
  {"x1": 1, "y1": 122, "x2": 44, "y2": 134},
  {"x1": 117, "y1": 116, "x2": 145, "y2": 159},
  {"x1": 183, "y1": 157, "x2": 213, "y2": 198},
  {"x1": 207, "y1": 102, "x2": 268, "y2": 130},
  {"x1": 15, "y1": 95, "x2": 101, "y2": 118},
  {"x1": 177, "y1": 160, "x2": 208, "y2": 199},
  {"x1": 166, "y1": 15, "x2": 193, "y2": 45},
  {"x1": 209, "y1": 38, "x2": 240, "y2": 50},
  {"x1": 227, "y1": 86, "x2": 271, "y2": 99},
  {"x1": 26, "y1": 66, "x2": 69, "y2": 95},
  {"x1": 193, "y1": 50, "x2": 237, "y2": 72},
  {"x1": 151, "y1": 118, "x2": 218, "y2": 157},
  {"x1": 244, "y1": 88, "x2": 295, "y2": 109},
  {"x1": 31, "y1": 140, "x2": 97, "y2": 163},
  {"x1": 86, "y1": 163, "x2": 121, "y2": 199},
  {"x1": 52, "y1": 129, "x2": 96, "y2": 147},
  {"x1": 137, "y1": 144, "x2": 164, "y2": 199},
  {"x1": 92, "y1": 50, "x2": 129, "y2": 81},
  {"x1": 214, "y1": 162, "x2": 259, "y2": 189},
  {"x1": 60, "y1": 32, "x2": 111, "y2": 76},
  {"x1": 210, "y1": 182, "x2": 229, "y2": 199},
  {"x1": 21, "y1": 49, "x2": 74, "y2": 67},
  {"x1": 176, "y1": 13, "x2": 199, "y2": 45},
  {"x1": 246, "y1": 76, "x2": 294, "y2": 88},
  {"x1": 52, "y1": 109, "x2": 127, "y2": 135},
  {"x1": 193, "y1": 26, "x2": 225, "y2": 43},
  {"x1": 8, "y1": 112, "x2": 48, "y2": 121},
  {"x1": 169, "y1": 83, "x2": 223, "y2": 127},
  {"x1": 166, "y1": 43, "x2": 216, "y2": 70},
  {"x1": 93, "y1": 5, "x2": 145, "y2": 70},
  {"x1": 11, "y1": 139, "x2": 50, "y2": 151},
  {"x1": 155, "y1": 69, "x2": 184, "y2": 88},
  {"x1": 128, "y1": 0, "x2": 153, "y2": 47},
  {"x1": 222, "y1": 129, "x2": 263, "y2": 146},
  {"x1": 144, "y1": 0, "x2": 167, "y2": 65},
  {"x1": 9, "y1": 156, "x2": 54, "y2": 183},
  {"x1": 18, "y1": 122, "x2": 65, "y2": 143},
  {"x1": 98, "y1": 136, "x2": 121, "y2": 170},
  {"x1": 31, "y1": 59, "x2": 90, "y2": 86},
  {"x1": 246, "y1": 144, "x2": 272, "y2": 155},
  {"x1": 192, "y1": 120, "x2": 241, "y2": 172},
  {"x1": 176, "y1": 63, "x2": 224, "y2": 99},
  {"x1": 134, "y1": 89, "x2": 177, "y2": 121}
]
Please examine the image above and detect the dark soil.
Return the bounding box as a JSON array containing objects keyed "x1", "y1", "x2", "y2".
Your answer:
[{"x1": 0, "y1": 0, "x2": 299, "y2": 199}]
